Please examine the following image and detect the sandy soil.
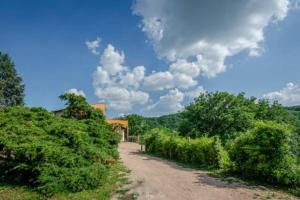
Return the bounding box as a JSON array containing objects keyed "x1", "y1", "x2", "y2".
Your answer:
[{"x1": 118, "y1": 142, "x2": 298, "y2": 200}]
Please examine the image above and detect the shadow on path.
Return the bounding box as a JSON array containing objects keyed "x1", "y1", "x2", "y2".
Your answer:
[{"x1": 128, "y1": 149, "x2": 254, "y2": 191}]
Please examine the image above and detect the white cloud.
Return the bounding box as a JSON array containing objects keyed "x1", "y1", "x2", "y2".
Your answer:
[
  {"x1": 93, "y1": 67, "x2": 111, "y2": 86},
  {"x1": 95, "y1": 86, "x2": 149, "y2": 111},
  {"x1": 92, "y1": 44, "x2": 149, "y2": 111},
  {"x1": 100, "y1": 44, "x2": 125, "y2": 75},
  {"x1": 185, "y1": 86, "x2": 206, "y2": 99},
  {"x1": 67, "y1": 88, "x2": 86, "y2": 97},
  {"x1": 90, "y1": 42, "x2": 198, "y2": 114},
  {"x1": 144, "y1": 88, "x2": 184, "y2": 116},
  {"x1": 263, "y1": 82, "x2": 300, "y2": 106},
  {"x1": 173, "y1": 73, "x2": 197, "y2": 89},
  {"x1": 133, "y1": 0, "x2": 290, "y2": 77},
  {"x1": 170, "y1": 59, "x2": 200, "y2": 78},
  {"x1": 143, "y1": 71, "x2": 174, "y2": 90},
  {"x1": 143, "y1": 71, "x2": 197, "y2": 91},
  {"x1": 119, "y1": 66, "x2": 145, "y2": 89},
  {"x1": 290, "y1": 0, "x2": 300, "y2": 9},
  {"x1": 85, "y1": 37, "x2": 101, "y2": 55}
]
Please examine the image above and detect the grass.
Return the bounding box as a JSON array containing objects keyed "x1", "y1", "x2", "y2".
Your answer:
[{"x1": 0, "y1": 163, "x2": 129, "y2": 200}]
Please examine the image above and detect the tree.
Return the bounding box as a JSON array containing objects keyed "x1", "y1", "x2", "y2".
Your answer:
[
  {"x1": 179, "y1": 92, "x2": 256, "y2": 139},
  {"x1": 59, "y1": 93, "x2": 105, "y2": 121},
  {"x1": 123, "y1": 114, "x2": 145, "y2": 136},
  {"x1": 0, "y1": 52, "x2": 25, "y2": 107},
  {"x1": 179, "y1": 91, "x2": 298, "y2": 141}
]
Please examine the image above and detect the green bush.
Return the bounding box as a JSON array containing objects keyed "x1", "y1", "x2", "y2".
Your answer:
[
  {"x1": 144, "y1": 128, "x2": 231, "y2": 169},
  {"x1": 0, "y1": 106, "x2": 120, "y2": 196},
  {"x1": 179, "y1": 92, "x2": 296, "y2": 140},
  {"x1": 230, "y1": 121, "x2": 300, "y2": 187}
]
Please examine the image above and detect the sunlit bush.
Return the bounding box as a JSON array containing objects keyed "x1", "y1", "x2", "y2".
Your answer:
[
  {"x1": 230, "y1": 121, "x2": 300, "y2": 187},
  {"x1": 144, "y1": 128, "x2": 230, "y2": 169},
  {"x1": 0, "y1": 105, "x2": 119, "y2": 196}
]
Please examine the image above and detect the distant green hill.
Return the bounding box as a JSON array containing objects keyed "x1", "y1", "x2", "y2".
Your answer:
[
  {"x1": 144, "y1": 113, "x2": 181, "y2": 131},
  {"x1": 286, "y1": 106, "x2": 300, "y2": 121},
  {"x1": 286, "y1": 105, "x2": 300, "y2": 111},
  {"x1": 120, "y1": 113, "x2": 181, "y2": 136}
]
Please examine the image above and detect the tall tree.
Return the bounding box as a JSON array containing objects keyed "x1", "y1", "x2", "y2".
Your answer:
[
  {"x1": 0, "y1": 52, "x2": 25, "y2": 107},
  {"x1": 179, "y1": 91, "x2": 297, "y2": 140}
]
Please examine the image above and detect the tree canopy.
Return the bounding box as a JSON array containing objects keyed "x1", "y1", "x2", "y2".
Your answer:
[
  {"x1": 0, "y1": 52, "x2": 25, "y2": 107},
  {"x1": 59, "y1": 93, "x2": 105, "y2": 121},
  {"x1": 179, "y1": 92, "x2": 296, "y2": 139}
]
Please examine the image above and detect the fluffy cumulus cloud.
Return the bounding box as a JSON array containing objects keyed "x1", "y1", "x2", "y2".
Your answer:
[
  {"x1": 95, "y1": 86, "x2": 149, "y2": 111},
  {"x1": 290, "y1": 0, "x2": 300, "y2": 9},
  {"x1": 67, "y1": 88, "x2": 86, "y2": 97},
  {"x1": 185, "y1": 86, "x2": 206, "y2": 99},
  {"x1": 263, "y1": 82, "x2": 300, "y2": 106},
  {"x1": 85, "y1": 37, "x2": 101, "y2": 55},
  {"x1": 133, "y1": 0, "x2": 290, "y2": 77},
  {"x1": 92, "y1": 44, "x2": 149, "y2": 112},
  {"x1": 119, "y1": 66, "x2": 145, "y2": 89},
  {"x1": 170, "y1": 59, "x2": 200, "y2": 78},
  {"x1": 143, "y1": 71, "x2": 197, "y2": 91},
  {"x1": 91, "y1": 43, "x2": 198, "y2": 113},
  {"x1": 100, "y1": 44, "x2": 126, "y2": 75},
  {"x1": 144, "y1": 88, "x2": 184, "y2": 116},
  {"x1": 88, "y1": 0, "x2": 293, "y2": 115}
]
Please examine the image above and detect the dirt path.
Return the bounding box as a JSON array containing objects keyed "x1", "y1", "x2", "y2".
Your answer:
[{"x1": 118, "y1": 142, "x2": 298, "y2": 200}]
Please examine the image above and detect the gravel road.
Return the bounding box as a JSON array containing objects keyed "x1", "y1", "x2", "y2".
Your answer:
[{"x1": 119, "y1": 142, "x2": 298, "y2": 200}]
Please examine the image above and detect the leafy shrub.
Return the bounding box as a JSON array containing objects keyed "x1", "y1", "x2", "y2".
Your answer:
[
  {"x1": 144, "y1": 128, "x2": 231, "y2": 169},
  {"x1": 179, "y1": 92, "x2": 296, "y2": 140},
  {"x1": 0, "y1": 105, "x2": 119, "y2": 196},
  {"x1": 229, "y1": 121, "x2": 300, "y2": 187}
]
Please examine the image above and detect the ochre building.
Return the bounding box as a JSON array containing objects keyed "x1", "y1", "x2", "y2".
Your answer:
[{"x1": 91, "y1": 103, "x2": 128, "y2": 142}]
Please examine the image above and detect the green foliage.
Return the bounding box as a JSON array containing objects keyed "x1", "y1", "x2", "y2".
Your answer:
[
  {"x1": 59, "y1": 93, "x2": 106, "y2": 121},
  {"x1": 122, "y1": 113, "x2": 181, "y2": 136},
  {"x1": 144, "y1": 129, "x2": 231, "y2": 169},
  {"x1": 0, "y1": 163, "x2": 125, "y2": 200},
  {"x1": 179, "y1": 92, "x2": 256, "y2": 139},
  {"x1": 229, "y1": 121, "x2": 300, "y2": 187},
  {"x1": 144, "y1": 113, "x2": 181, "y2": 131},
  {"x1": 286, "y1": 105, "x2": 300, "y2": 112},
  {"x1": 0, "y1": 52, "x2": 25, "y2": 107},
  {"x1": 142, "y1": 91, "x2": 300, "y2": 194},
  {"x1": 123, "y1": 114, "x2": 145, "y2": 136},
  {"x1": 0, "y1": 104, "x2": 119, "y2": 196},
  {"x1": 179, "y1": 92, "x2": 296, "y2": 140}
]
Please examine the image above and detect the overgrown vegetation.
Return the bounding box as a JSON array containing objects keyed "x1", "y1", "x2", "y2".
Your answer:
[
  {"x1": 0, "y1": 163, "x2": 125, "y2": 200},
  {"x1": 143, "y1": 92, "x2": 300, "y2": 195},
  {"x1": 286, "y1": 105, "x2": 300, "y2": 121},
  {"x1": 121, "y1": 113, "x2": 180, "y2": 136},
  {"x1": 0, "y1": 94, "x2": 120, "y2": 197},
  {"x1": 0, "y1": 52, "x2": 25, "y2": 107},
  {"x1": 144, "y1": 129, "x2": 230, "y2": 169},
  {"x1": 179, "y1": 92, "x2": 294, "y2": 139}
]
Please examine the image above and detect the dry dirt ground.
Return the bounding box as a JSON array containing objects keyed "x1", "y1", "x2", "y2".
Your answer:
[{"x1": 118, "y1": 142, "x2": 298, "y2": 200}]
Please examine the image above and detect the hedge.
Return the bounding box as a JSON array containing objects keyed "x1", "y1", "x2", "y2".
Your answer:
[
  {"x1": 144, "y1": 129, "x2": 230, "y2": 169},
  {"x1": 144, "y1": 122, "x2": 300, "y2": 189}
]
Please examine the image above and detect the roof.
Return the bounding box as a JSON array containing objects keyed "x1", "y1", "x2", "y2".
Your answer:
[
  {"x1": 91, "y1": 103, "x2": 106, "y2": 114},
  {"x1": 107, "y1": 119, "x2": 128, "y2": 128}
]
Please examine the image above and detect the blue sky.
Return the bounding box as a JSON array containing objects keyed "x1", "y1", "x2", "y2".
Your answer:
[{"x1": 1, "y1": 0, "x2": 300, "y2": 117}]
